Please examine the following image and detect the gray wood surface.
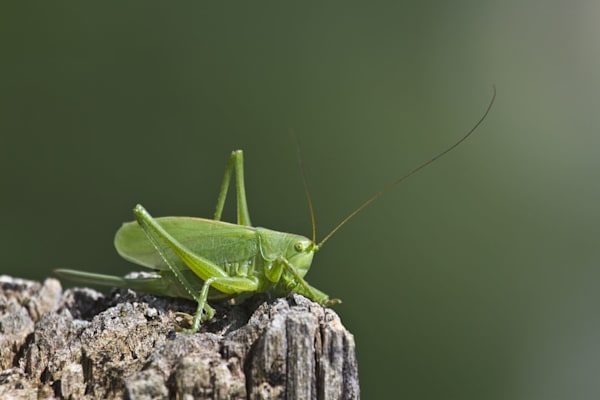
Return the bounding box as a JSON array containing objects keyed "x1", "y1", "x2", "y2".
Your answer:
[{"x1": 0, "y1": 276, "x2": 359, "y2": 399}]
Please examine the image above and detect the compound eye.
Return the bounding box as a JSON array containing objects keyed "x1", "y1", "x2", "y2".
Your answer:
[{"x1": 294, "y1": 242, "x2": 305, "y2": 252}]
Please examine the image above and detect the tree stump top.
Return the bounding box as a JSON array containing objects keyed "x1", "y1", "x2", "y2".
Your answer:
[{"x1": 0, "y1": 275, "x2": 359, "y2": 399}]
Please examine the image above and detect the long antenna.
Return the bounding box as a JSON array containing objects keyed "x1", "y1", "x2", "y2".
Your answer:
[
  {"x1": 317, "y1": 86, "x2": 496, "y2": 249},
  {"x1": 295, "y1": 139, "x2": 318, "y2": 244}
]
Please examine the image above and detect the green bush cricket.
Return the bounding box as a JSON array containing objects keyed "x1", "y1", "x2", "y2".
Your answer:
[{"x1": 56, "y1": 88, "x2": 495, "y2": 333}]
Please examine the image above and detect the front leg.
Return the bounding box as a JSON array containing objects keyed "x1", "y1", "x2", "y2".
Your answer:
[{"x1": 278, "y1": 258, "x2": 341, "y2": 306}]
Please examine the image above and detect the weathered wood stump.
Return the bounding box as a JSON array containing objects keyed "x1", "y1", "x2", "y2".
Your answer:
[{"x1": 0, "y1": 275, "x2": 359, "y2": 399}]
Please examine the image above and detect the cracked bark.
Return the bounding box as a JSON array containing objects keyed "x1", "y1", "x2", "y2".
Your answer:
[{"x1": 0, "y1": 275, "x2": 359, "y2": 399}]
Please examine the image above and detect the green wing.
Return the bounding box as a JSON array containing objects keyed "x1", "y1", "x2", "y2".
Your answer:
[
  {"x1": 56, "y1": 217, "x2": 260, "y2": 300},
  {"x1": 114, "y1": 216, "x2": 260, "y2": 270}
]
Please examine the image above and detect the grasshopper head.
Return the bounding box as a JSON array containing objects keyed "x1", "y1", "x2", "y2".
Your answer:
[
  {"x1": 257, "y1": 229, "x2": 316, "y2": 278},
  {"x1": 286, "y1": 236, "x2": 317, "y2": 278}
]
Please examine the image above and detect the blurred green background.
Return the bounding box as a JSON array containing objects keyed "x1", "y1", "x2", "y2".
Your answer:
[{"x1": 2, "y1": 2, "x2": 600, "y2": 399}]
